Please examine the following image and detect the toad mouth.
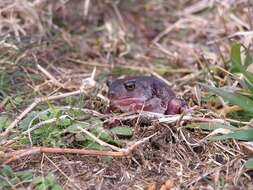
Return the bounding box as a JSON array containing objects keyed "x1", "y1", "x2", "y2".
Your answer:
[{"x1": 110, "y1": 97, "x2": 147, "y2": 106}]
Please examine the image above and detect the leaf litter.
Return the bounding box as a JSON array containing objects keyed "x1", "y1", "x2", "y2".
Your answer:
[{"x1": 1, "y1": 0, "x2": 253, "y2": 189}]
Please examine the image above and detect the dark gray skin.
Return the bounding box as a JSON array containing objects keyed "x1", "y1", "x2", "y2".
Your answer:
[{"x1": 107, "y1": 76, "x2": 188, "y2": 114}]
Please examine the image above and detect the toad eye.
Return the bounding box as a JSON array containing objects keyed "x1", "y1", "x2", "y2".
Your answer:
[{"x1": 124, "y1": 80, "x2": 136, "y2": 91}]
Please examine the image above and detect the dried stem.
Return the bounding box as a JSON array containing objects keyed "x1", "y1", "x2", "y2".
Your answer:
[{"x1": 1, "y1": 133, "x2": 157, "y2": 164}]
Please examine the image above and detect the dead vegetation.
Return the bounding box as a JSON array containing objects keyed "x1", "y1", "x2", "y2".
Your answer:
[{"x1": 0, "y1": 0, "x2": 253, "y2": 189}]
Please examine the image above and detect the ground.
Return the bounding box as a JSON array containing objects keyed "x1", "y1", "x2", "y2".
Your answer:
[{"x1": 0, "y1": 0, "x2": 253, "y2": 190}]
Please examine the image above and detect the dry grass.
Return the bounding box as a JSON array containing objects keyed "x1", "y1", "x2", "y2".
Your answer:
[{"x1": 0, "y1": 0, "x2": 253, "y2": 189}]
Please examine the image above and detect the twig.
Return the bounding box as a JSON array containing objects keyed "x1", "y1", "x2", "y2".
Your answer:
[
  {"x1": 152, "y1": 19, "x2": 182, "y2": 43},
  {"x1": 27, "y1": 115, "x2": 72, "y2": 145},
  {"x1": 77, "y1": 126, "x2": 122, "y2": 152},
  {"x1": 44, "y1": 154, "x2": 82, "y2": 190},
  {"x1": 67, "y1": 58, "x2": 111, "y2": 68},
  {"x1": 179, "y1": 0, "x2": 214, "y2": 16},
  {"x1": 105, "y1": 111, "x2": 229, "y2": 125},
  {"x1": 83, "y1": 0, "x2": 90, "y2": 17},
  {"x1": 36, "y1": 63, "x2": 65, "y2": 89},
  {"x1": 1, "y1": 147, "x2": 125, "y2": 164},
  {"x1": 1, "y1": 133, "x2": 157, "y2": 164},
  {"x1": 111, "y1": 1, "x2": 126, "y2": 31},
  {"x1": 0, "y1": 99, "x2": 40, "y2": 139},
  {"x1": 187, "y1": 168, "x2": 217, "y2": 187},
  {"x1": 106, "y1": 110, "x2": 252, "y2": 127},
  {"x1": 229, "y1": 13, "x2": 250, "y2": 30},
  {"x1": 152, "y1": 42, "x2": 176, "y2": 58},
  {"x1": 207, "y1": 31, "x2": 253, "y2": 45},
  {"x1": 149, "y1": 70, "x2": 172, "y2": 86}
]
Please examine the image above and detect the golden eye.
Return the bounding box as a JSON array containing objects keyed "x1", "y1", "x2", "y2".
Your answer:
[{"x1": 124, "y1": 81, "x2": 135, "y2": 91}]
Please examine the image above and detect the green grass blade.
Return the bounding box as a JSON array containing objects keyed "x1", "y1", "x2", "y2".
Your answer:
[
  {"x1": 209, "y1": 128, "x2": 253, "y2": 141},
  {"x1": 244, "y1": 49, "x2": 253, "y2": 67},
  {"x1": 184, "y1": 122, "x2": 237, "y2": 131},
  {"x1": 243, "y1": 71, "x2": 253, "y2": 86},
  {"x1": 245, "y1": 159, "x2": 253, "y2": 169},
  {"x1": 230, "y1": 43, "x2": 243, "y2": 73},
  {"x1": 201, "y1": 83, "x2": 253, "y2": 113},
  {"x1": 244, "y1": 78, "x2": 253, "y2": 92},
  {"x1": 230, "y1": 43, "x2": 253, "y2": 86},
  {"x1": 110, "y1": 127, "x2": 133, "y2": 137}
]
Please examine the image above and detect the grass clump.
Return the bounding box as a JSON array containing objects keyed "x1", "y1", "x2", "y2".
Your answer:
[
  {"x1": 17, "y1": 106, "x2": 132, "y2": 150},
  {"x1": 0, "y1": 165, "x2": 62, "y2": 190}
]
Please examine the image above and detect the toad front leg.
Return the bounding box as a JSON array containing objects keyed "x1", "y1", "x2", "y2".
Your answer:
[{"x1": 166, "y1": 98, "x2": 189, "y2": 115}]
